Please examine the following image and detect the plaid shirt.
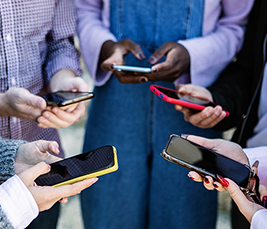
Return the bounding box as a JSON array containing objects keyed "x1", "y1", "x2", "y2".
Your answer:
[{"x1": 0, "y1": 0, "x2": 82, "y2": 157}]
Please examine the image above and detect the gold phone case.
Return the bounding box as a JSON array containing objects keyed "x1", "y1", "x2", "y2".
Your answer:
[{"x1": 53, "y1": 146, "x2": 118, "y2": 187}]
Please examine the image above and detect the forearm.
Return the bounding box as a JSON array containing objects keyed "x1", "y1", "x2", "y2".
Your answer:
[{"x1": 75, "y1": 0, "x2": 116, "y2": 86}]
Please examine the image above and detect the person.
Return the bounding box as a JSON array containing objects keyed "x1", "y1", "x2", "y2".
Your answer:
[
  {"x1": 174, "y1": 0, "x2": 267, "y2": 227},
  {"x1": 0, "y1": 0, "x2": 89, "y2": 228},
  {"x1": 0, "y1": 137, "x2": 98, "y2": 229},
  {"x1": 75, "y1": 0, "x2": 254, "y2": 228},
  {"x1": 184, "y1": 135, "x2": 267, "y2": 229}
]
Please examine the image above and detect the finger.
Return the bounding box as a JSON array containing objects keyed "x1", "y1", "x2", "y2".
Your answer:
[
  {"x1": 203, "y1": 176, "x2": 216, "y2": 190},
  {"x1": 18, "y1": 162, "x2": 50, "y2": 186},
  {"x1": 51, "y1": 178, "x2": 98, "y2": 201},
  {"x1": 70, "y1": 77, "x2": 90, "y2": 92},
  {"x1": 148, "y1": 42, "x2": 174, "y2": 64},
  {"x1": 121, "y1": 39, "x2": 145, "y2": 60},
  {"x1": 212, "y1": 181, "x2": 225, "y2": 192},
  {"x1": 35, "y1": 140, "x2": 60, "y2": 155},
  {"x1": 188, "y1": 171, "x2": 203, "y2": 182},
  {"x1": 114, "y1": 71, "x2": 148, "y2": 84},
  {"x1": 101, "y1": 51, "x2": 125, "y2": 71},
  {"x1": 38, "y1": 103, "x2": 85, "y2": 129},
  {"x1": 186, "y1": 135, "x2": 222, "y2": 150}
]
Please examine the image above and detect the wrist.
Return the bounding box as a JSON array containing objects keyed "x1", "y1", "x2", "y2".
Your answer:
[{"x1": 100, "y1": 40, "x2": 116, "y2": 61}]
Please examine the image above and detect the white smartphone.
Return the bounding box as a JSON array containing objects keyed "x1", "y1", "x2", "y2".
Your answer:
[{"x1": 113, "y1": 65, "x2": 152, "y2": 73}]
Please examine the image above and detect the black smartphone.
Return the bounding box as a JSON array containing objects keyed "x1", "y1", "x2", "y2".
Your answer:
[
  {"x1": 35, "y1": 145, "x2": 118, "y2": 187},
  {"x1": 162, "y1": 134, "x2": 251, "y2": 189},
  {"x1": 41, "y1": 91, "x2": 95, "y2": 107}
]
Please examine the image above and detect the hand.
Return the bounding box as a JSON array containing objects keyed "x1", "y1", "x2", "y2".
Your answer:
[
  {"x1": 38, "y1": 69, "x2": 89, "y2": 129},
  {"x1": 18, "y1": 162, "x2": 98, "y2": 211},
  {"x1": 15, "y1": 140, "x2": 61, "y2": 174},
  {"x1": 100, "y1": 39, "x2": 148, "y2": 84},
  {"x1": 174, "y1": 84, "x2": 227, "y2": 128},
  {"x1": 0, "y1": 88, "x2": 46, "y2": 120},
  {"x1": 144, "y1": 42, "x2": 190, "y2": 82}
]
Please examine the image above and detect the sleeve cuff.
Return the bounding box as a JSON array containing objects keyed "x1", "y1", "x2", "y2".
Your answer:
[{"x1": 0, "y1": 175, "x2": 38, "y2": 229}]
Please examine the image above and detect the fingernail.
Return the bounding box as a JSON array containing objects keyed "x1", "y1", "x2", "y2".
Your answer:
[
  {"x1": 148, "y1": 56, "x2": 156, "y2": 64},
  {"x1": 53, "y1": 108, "x2": 58, "y2": 114},
  {"x1": 110, "y1": 64, "x2": 114, "y2": 69},
  {"x1": 38, "y1": 101, "x2": 43, "y2": 109},
  {"x1": 140, "y1": 77, "x2": 148, "y2": 83},
  {"x1": 44, "y1": 113, "x2": 49, "y2": 118},
  {"x1": 216, "y1": 174, "x2": 229, "y2": 188},
  {"x1": 263, "y1": 196, "x2": 267, "y2": 208},
  {"x1": 204, "y1": 177, "x2": 210, "y2": 184},
  {"x1": 54, "y1": 146, "x2": 60, "y2": 153},
  {"x1": 213, "y1": 183, "x2": 219, "y2": 189},
  {"x1": 93, "y1": 178, "x2": 99, "y2": 184},
  {"x1": 187, "y1": 174, "x2": 194, "y2": 180},
  {"x1": 138, "y1": 53, "x2": 146, "y2": 59},
  {"x1": 181, "y1": 134, "x2": 189, "y2": 139},
  {"x1": 152, "y1": 68, "x2": 158, "y2": 73},
  {"x1": 47, "y1": 164, "x2": 51, "y2": 169},
  {"x1": 252, "y1": 160, "x2": 259, "y2": 168}
]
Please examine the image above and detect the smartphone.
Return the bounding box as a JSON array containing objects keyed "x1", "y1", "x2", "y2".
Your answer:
[
  {"x1": 150, "y1": 84, "x2": 230, "y2": 116},
  {"x1": 162, "y1": 134, "x2": 252, "y2": 189},
  {"x1": 113, "y1": 65, "x2": 152, "y2": 73},
  {"x1": 35, "y1": 145, "x2": 118, "y2": 187},
  {"x1": 41, "y1": 91, "x2": 95, "y2": 107}
]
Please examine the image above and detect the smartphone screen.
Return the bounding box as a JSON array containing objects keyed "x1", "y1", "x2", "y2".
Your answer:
[
  {"x1": 41, "y1": 91, "x2": 94, "y2": 107},
  {"x1": 35, "y1": 145, "x2": 117, "y2": 186},
  {"x1": 163, "y1": 135, "x2": 250, "y2": 188}
]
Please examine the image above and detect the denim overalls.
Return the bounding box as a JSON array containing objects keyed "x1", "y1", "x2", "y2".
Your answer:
[{"x1": 81, "y1": 0, "x2": 220, "y2": 228}]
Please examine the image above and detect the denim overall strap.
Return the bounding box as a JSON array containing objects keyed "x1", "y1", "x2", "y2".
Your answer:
[{"x1": 110, "y1": 0, "x2": 204, "y2": 53}]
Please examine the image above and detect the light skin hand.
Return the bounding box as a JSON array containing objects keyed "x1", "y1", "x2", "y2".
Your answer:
[
  {"x1": 185, "y1": 135, "x2": 267, "y2": 223},
  {"x1": 15, "y1": 140, "x2": 62, "y2": 174},
  {"x1": 174, "y1": 84, "x2": 226, "y2": 128},
  {"x1": 100, "y1": 39, "x2": 148, "y2": 84},
  {"x1": 0, "y1": 88, "x2": 46, "y2": 120},
  {"x1": 18, "y1": 162, "x2": 98, "y2": 211},
  {"x1": 37, "y1": 69, "x2": 89, "y2": 129}
]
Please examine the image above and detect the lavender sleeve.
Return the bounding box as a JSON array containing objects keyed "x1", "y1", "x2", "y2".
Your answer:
[
  {"x1": 44, "y1": 0, "x2": 82, "y2": 87},
  {"x1": 243, "y1": 147, "x2": 267, "y2": 187},
  {"x1": 75, "y1": 0, "x2": 116, "y2": 86},
  {"x1": 251, "y1": 209, "x2": 267, "y2": 229},
  {"x1": 176, "y1": 0, "x2": 255, "y2": 88}
]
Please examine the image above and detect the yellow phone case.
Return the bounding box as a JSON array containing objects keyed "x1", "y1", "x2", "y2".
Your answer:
[{"x1": 53, "y1": 146, "x2": 118, "y2": 187}]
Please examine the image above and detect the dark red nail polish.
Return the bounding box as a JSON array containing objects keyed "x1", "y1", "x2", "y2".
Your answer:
[
  {"x1": 188, "y1": 174, "x2": 194, "y2": 180},
  {"x1": 152, "y1": 68, "x2": 158, "y2": 73},
  {"x1": 216, "y1": 174, "x2": 229, "y2": 188},
  {"x1": 213, "y1": 183, "x2": 218, "y2": 189},
  {"x1": 263, "y1": 196, "x2": 267, "y2": 208},
  {"x1": 204, "y1": 177, "x2": 210, "y2": 184}
]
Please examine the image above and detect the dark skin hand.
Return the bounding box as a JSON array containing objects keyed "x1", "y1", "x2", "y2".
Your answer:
[{"x1": 100, "y1": 39, "x2": 190, "y2": 84}]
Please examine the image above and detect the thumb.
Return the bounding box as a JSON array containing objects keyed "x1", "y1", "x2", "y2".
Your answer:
[
  {"x1": 35, "y1": 140, "x2": 60, "y2": 155},
  {"x1": 18, "y1": 162, "x2": 50, "y2": 186},
  {"x1": 187, "y1": 135, "x2": 220, "y2": 149},
  {"x1": 25, "y1": 92, "x2": 46, "y2": 110}
]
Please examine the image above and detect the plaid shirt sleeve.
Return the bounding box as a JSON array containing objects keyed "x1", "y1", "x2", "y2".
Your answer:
[{"x1": 43, "y1": 0, "x2": 82, "y2": 89}]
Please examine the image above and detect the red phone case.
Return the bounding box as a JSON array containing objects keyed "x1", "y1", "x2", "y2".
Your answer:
[{"x1": 150, "y1": 84, "x2": 230, "y2": 117}]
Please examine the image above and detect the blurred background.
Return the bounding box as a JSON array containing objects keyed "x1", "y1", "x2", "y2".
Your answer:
[{"x1": 56, "y1": 39, "x2": 233, "y2": 229}]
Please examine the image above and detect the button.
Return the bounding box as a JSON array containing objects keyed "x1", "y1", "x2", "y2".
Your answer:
[
  {"x1": 12, "y1": 117, "x2": 17, "y2": 123},
  {"x1": 11, "y1": 78, "x2": 16, "y2": 86},
  {"x1": 6, "y1": 34, "x2": 12, "y2": 42}
]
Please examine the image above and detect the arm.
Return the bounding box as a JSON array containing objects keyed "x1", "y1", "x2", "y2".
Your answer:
[
  {"x1": 178, "y1": 0, "x2": 255, "y2": 87},
  {"x1": 43, "y1": 0, "x2": 82, "y2": 89},
  {"x1": 75, "y1": 0, "x2": 117, "y2": 86}
]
